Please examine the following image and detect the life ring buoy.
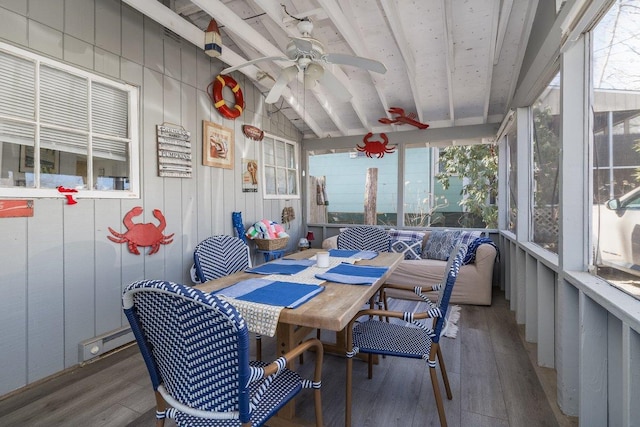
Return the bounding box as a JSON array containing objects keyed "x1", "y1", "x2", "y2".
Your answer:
[{"x1": 210, "y1": 74, "x2": 244, "y2": 119}]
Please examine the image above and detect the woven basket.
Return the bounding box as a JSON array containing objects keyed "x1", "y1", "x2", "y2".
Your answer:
[{"x1": 253, "y1": 237, "x2": 289, "y2": 251}]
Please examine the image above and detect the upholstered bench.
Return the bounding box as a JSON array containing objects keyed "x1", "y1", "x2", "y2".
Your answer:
[{"x1": 323, "y1": 229, "x2": 498, "y2": 305}]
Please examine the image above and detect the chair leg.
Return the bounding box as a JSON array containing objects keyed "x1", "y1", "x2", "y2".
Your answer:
[
  {"x1": 429, "y1": 365, "x2": 448, "y2": 427},
  {"x1": 367, "y1": 353, "x2": 373, "y2": 379},
  {"x1": 154, "y1": 391, "x2": 167, "y2": 427},
  {"x1": 313, "y1": 340, "x2": 324, "y2": 427},
  {"x1": 346, "y1": 356, "x2": 353, "y2": 427},
  {"x1": 382, "y1": 290, "x2": 390, "y2": 321},
  {"x1": 436, "y1": 345, "x2": 452, "y2": 399},
  {"x1": 256, "y1": 335, "x2": 262, "y2": 361}
]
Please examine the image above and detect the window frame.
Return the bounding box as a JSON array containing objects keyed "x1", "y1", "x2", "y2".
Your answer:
[
  {"x1": 261, "y1": 133, "x2": 300, "y2": 200},
  {"x1": 0, "y1": 41, "x2": 140, "y2": 200}
]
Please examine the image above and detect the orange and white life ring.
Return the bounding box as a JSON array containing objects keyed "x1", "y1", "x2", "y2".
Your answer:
[{"x1": 211, "y1": 74, "x2": 244, "y2": 119}]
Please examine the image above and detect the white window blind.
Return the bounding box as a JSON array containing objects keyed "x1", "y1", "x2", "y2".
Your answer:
[
  {"x1": 40, "y1": 65, "x2": 88, "y2": 130},
  {"x1": 0, "y1": 52, "x2": 35, "y2": 120},
  {"x1": 0, "y1": 42, "x2": 139, "y2": 198}
]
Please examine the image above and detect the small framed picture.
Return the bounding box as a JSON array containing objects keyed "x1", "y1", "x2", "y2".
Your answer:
[
  {"x1": 242, "y1": 158, "x2": 258, "y2": 193},
  {"x1": 203, "y1": 120, "x2": 234, "y2": 169},
  {"x1": 19, "y1": 146, "x2": 59, "y2": 174}
]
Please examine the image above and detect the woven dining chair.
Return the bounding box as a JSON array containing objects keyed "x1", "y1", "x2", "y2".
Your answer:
[
  {"x1": 193, "y1": 235, "x2": 251, "y2": 283},
  {"x1": 344, "y1": 245, "x2": 466, "y2": 427},
  {"x1": 336, "y1": 226, "x2": 391, "y2": 315},
  {"x1": 123, "y1": 280, "x2": 323, "y2": 427},
  {"x1": 192, "y1": 235, "x2": 268, "y2": 359},
  {"x1": 336, "y1": 226, "x2": 391, "y2": 252}
]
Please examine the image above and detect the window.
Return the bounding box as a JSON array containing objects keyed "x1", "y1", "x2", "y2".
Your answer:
[
  {"x1": 532, "y1": 73, "x2": 561, "y2": 253},
  {"x1": 403, "y1": 144, "x2": 446, "y2": 227},
  {"x1": 307, "y1": 147, "x2": 398, "y2": 225},
  {"x1": 507, "y1": 125, "x2": 518, "y2": 233},
  {"x1": 306, "y1": 140, "x2": 497, "y2": 228},
  {"x1": 262, "y1": 135, "x2": 299, "y2": 199},
  {"x1": 591, "y1": 0, "x2": 640, "y2": 296},
  {"x1": 0, "y1": 42, "x2": 139, "y2": 198},
  {"x1": 436, "y1": 143, "x2": 498, "y2": 228}
]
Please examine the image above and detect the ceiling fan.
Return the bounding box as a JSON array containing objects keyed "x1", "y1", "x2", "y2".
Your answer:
[{"x1": 221, "y1": 18, "x2": 387, "y2": 104}]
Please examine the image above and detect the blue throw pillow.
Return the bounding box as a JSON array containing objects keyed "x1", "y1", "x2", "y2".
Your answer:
[
  {"x1": 422, "y1": 230, "x2": 461, "y2": 261},
  {"x1": 390, "y1": 239, "x2": 422, "y2": 260}
]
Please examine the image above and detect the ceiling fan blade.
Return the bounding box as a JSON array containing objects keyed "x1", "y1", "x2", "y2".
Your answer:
[
  {"x1": 324, "y1": 53, "x2": 387, "y2": 74},
  {"x1": 221, "y1": 56, "x2": 290, "y2": 74},
  {"x1": 265, "y1": 65, "x2": 298, "y2": 104},
  {"x1": 319, "y1": 67, "x2": 352, "y2": 102}
]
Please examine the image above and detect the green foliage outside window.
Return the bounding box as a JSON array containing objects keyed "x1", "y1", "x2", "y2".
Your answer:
[{"x1": 436, "y1": 144, "x2": 498, "y2": 228}]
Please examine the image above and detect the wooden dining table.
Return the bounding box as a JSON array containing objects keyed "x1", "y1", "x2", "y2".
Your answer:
[{"x1": 195, "y1": 248, "x2": 403, "y2": 426}]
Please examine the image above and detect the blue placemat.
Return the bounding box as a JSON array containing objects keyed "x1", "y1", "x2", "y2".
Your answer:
[
  {"x1": 214, "y1": 278, "x2": 324, "y2": 308},
  {"x1": 314, "y1": 263, "x2": 388, "y2": 285},
  {"x1": 247, "y1": 259, "x2": 315, "y2": 275},
  {"x1": 328, "y1": 249, "x2": 378, "y2": 260}
]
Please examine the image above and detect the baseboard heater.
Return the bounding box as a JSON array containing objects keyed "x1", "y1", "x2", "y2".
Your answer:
[{"x1": 79, "y1": 326, "x2": 134, "y2": 362}]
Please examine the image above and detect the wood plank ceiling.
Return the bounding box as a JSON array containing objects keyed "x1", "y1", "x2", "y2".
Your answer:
[{"x1": 124, "y1": 0, "x2": 537, "y2": 140}]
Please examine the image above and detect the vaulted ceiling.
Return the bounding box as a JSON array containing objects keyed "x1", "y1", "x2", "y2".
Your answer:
[{"x1": 124, "y1": 0, "x2": 538, "y2": 140}]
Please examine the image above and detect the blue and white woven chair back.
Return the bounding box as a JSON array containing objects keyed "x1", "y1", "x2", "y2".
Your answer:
[
  {"x1": 193, "y1": 235, "x2": 251, "y2": 283},
  {"x1": 123, "y1": 280, "x2": 252, "y2": 419},
  {"x1": 432, "y1": 245, "x2": 465, "y2": 340},
  {"x1": 337, "y1": 226, "x2": 390, "y2": 252}
]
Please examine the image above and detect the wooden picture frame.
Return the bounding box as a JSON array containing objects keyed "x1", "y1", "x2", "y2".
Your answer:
[
  {"x1": 19, "y1": 146, "x2": 59, "y2": 174},
  {"x1": 203, "y1": 120, "x2": 234, "y2": 169}
]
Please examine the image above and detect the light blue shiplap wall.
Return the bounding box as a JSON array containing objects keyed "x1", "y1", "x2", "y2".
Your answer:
[{"x1": 0, "y1": 0, "x2": 303, "y2": 396}]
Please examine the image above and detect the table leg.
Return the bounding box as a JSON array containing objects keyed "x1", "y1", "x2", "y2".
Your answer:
[{"x1": 275, "y1": 323, "x2": 315, "y2": 421}]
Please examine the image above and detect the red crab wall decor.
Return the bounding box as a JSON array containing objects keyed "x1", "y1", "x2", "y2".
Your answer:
[
  {"x1": 356, "y1": 132, "x2": 396, "y2": 158},
  {"x1": 108, "y1": 206, "x2": 174, "y2": 255}
]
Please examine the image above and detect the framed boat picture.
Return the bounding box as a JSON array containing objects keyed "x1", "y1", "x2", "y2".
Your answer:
[{"x1": 203, "y1": 120, "x2": 233, "y2": 169}]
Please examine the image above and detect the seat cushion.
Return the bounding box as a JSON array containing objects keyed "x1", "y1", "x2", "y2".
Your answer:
[
  {"x1": 353, "y1": 319, "x2": 432, "y2": 357},
  {"x1": 166, "y1": 360, "x2": 302, "y2": 426}
]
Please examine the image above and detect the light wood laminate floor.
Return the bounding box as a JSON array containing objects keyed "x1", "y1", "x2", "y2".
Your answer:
[{"x1": 0, "y1": 289, "x2": 578, "y2": 427}]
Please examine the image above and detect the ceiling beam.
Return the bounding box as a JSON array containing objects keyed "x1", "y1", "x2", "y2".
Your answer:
[
  {"x1": 123, "y1": 0, "x2": 203, "y2": 47},
  {"x1": 303, "y1": 123, "x2": 499, "y2": 150},
  {"x1": 379, "y1": 0, "x2": 424, "y2": 122},
  {"x1": 505, "y1": 0, "x2": 539, "y2": 113},
  {"x1": 122, "y1": 0, "x2": 325, "y2": 135},
  {"x1": 482, "y1": 0, "x2": 501, "y2": 123},
  {"x1": 441, "y1": 0, "x2": 455, "y2": 125},
  {"x1": 494, "y1": 0, "x2": 514, "y2": 65},
  {"x1": 318, "y1": 0, "x2": 391, "y2": 117}
]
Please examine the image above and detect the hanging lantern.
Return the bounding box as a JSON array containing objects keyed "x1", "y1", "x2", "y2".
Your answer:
[{"x1": 204, "y1": 19, "x2": 222, "y2": 58}]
